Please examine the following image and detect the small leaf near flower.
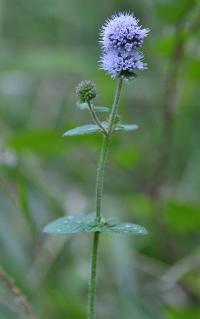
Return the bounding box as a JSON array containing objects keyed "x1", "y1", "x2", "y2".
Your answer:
[
  {"x1": 93, "y1": 106, "x2": 110, "y2": 113},
  {"x1": 76, "y1": 102, "x2": 109, "y2": 113}
]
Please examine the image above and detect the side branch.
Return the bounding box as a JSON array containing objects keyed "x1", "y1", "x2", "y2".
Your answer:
[{"x1": 87, "y1": 101, "x2": 108, "y2": 136}]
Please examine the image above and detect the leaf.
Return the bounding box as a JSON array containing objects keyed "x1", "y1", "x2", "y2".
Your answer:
[
  {"x1": 43, "y1": 214, "x2": 88, "y2": 234},
  {"x1": 76, "y1": 102, "x2": 109, "y2": 113},
  {"x1": 63, "y1": 123, "x2": 138, "y2": 137},
  {"x1": 94, "y1": 106, "x2": 109, "y2": 113},
  {"x1": 103, "y1": 223, "x2": 148, "y2": 235},
  {"x1": 43, "y1": 213, "x2": 147, "y2": 236},
  {"x1": 116, "y1": 124, "x2": 139, "y2": 132},
  {"x1": 63, "y1": 124, "x2": 101, "y2": 136}
]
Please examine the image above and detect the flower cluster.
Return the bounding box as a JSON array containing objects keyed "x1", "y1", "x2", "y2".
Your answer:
[
  {"x1": 100, "y1": 13, "x2": 150, "y2": 78},
  {"x1": 76, "y1": 80, "x2": 97, "y2": 103}
]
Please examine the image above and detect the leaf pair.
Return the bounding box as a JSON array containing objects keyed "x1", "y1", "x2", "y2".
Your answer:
[
  {"x1": 63, "y1": 123, "x2": 138, "y2": 136},
  {"x1": 43, "y1": 213, "x2": 147, "y2": 236}
]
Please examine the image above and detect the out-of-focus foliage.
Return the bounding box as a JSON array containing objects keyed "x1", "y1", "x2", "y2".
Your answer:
[{"x1": 0, "y1": 0, "x2": 199, "y2": 319}]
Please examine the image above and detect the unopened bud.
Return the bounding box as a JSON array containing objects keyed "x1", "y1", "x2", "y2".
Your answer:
[{"x1": 76, "y1": 80, "x2": 97, "y2": 103}]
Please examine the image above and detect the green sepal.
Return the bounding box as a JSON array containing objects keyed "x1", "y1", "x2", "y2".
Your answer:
[
  {"x1": 76, "y1": 102, "x2": 109, "y2": 113},
  {"x1": 122, "y1": 72, "x2": 138, "y2": 82},
  {"x1": 43, "y1": 213, "x2": 147, "y2": 236}
]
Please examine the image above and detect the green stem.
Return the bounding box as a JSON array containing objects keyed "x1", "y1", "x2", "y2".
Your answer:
[
  {"x1": 108, "y1": 77, "x2": 123, "y2": 136},
  {"x1": 95, "y1": 135, "x2": 110, "y2": 221},
  {"x1": 87, "y1": 232, "x2": 99, "y2": 319},
  {"x1": 96, "y1": 77, "x2": 123, "y2": 220},
  {"x1": 87, "y1": 77, "x2": 123, "y2": 319},
  {"x1": 87, "y1": 101, "x2": 108, "y2": 136}
]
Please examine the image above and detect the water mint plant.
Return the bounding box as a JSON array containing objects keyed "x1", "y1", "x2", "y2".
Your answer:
[{"x1": 43, "y1": 12, "x2": 150, "y2": 319}]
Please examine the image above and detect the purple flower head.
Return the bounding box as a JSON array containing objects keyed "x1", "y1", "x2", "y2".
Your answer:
[
  {"x1": 100, "y1": 12, "x2": 150, "y2": 52},
  {"x1": 100, "y1": 49, "x2": 147, "y2": 78}
]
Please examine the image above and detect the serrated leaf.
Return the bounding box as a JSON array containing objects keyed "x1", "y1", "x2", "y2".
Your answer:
[
  {"x1": 116, "y1": 124, "x2": 139, "y2": 132},
  {"x1": 76, "y1": 102, "x2": 109, "y2": 113},
  {"x1": 63, "y1": 124, "x2": 101, "y2": 136},
  {"x1": 43, "y1": 213, "x2": 147, "y2": 236}
]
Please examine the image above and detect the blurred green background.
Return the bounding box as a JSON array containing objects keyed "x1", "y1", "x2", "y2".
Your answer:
[{"x1": 0, "y1": 0, "x2": 200, "y2": 318}]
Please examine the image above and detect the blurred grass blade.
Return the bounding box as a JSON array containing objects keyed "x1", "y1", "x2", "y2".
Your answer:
[{"x1": 17, "y1": 174, "x2": 36, "y2": 233}]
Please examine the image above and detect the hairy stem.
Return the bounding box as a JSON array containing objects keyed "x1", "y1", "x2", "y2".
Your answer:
[
  {"x1": 108, "y1": 77, "x2": 123, "y2": 136},
  {"x1": 87, "y1": 77, "x2": 123, "y2": 319},
  {"x1": 96, "y1": 77, "x2": 123, "y2": 220},
  {"x1": 87, "y1": 232, "x2": 99, "y2": 319},
  {"x1": 95, "y1": 135, "x2": 110, "y2": 220}
]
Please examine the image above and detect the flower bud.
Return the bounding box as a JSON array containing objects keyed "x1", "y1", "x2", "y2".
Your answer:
[{"x1": 76, "y1": 80, "x2": 97, "y2": 103}]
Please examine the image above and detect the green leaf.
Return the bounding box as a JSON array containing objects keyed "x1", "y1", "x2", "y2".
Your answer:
[
  {"x1": 43, "y1": 213, "x2": 147, "y2": 236},
  {"x1": 63, "y1": 124, "x2": 101, "y2": 136},
  {"x1": 94, "y1": 106, "x2": 109, "y2": 113},
  {"x1": 116, "y1": 124, "x2": 139, "y2": 132},
  {"x1": 103, "y1": 223, "x2": 148, "y2": 235},
  {"x1": 63, "y1": 123, "x2": 138, "y2": 137},
  {"x1": 43, "y1": 214, "x2": 89, "y2": 234},
  {"x1": 76, "y1": 102, "x2": 109, "y2": 113}
]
